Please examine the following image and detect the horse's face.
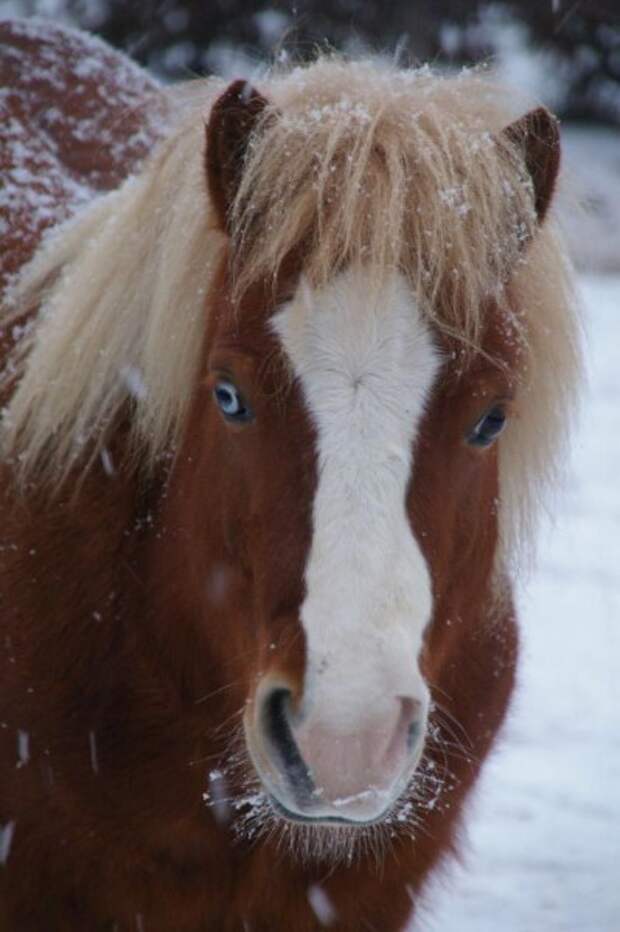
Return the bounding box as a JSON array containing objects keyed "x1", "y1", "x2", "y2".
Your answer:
[
  {"x1": 205, "y1": 265, "x2": 439, "y2": 823},
  {"x1": 200, "y1": 260, "x2": 517, "y2": 826},
  {"x1": 193, "y1": 81, "x2": 556, "y2": 827}
]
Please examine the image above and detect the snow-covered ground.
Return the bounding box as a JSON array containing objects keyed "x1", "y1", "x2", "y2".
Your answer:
[{"x1": 417, "y1": 275, "x2": 620, "y2": 932}]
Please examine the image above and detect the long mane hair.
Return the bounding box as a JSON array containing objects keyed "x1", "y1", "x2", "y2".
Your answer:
[{"x1": 0, "y1": 57, "x2": 581, "y2": 572}]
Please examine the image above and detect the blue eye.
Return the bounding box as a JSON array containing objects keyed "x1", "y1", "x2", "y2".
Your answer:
[
  {"x1": 468, "y1": 405, "x2": 507, "y2": 447},
  {"x1": 213, "y1": 379, "x2": 252, "y2": 423}
]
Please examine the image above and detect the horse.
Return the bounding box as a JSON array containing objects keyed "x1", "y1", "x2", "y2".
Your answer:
[{"x1": 0, "y1": 17, "x2": 581, "y2": 932}]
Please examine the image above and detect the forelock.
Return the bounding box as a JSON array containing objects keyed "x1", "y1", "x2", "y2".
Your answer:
[{"x1": 230, "y1": 58, "x2": 538, "y2": 354}]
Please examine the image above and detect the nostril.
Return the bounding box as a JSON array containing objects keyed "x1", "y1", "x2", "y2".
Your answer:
[
  {"x1": 386, "y1": 697, "x2": 424, "y2": 763},
  {"x1": 263, "y1": 688, "x2": 294, "y2": 761},
  {"x1": 407, "y1": 718, "x2": 421, "y2": 750},
  {"x1": 261, "y1": 689, "x2": 314, "y2": 798}
]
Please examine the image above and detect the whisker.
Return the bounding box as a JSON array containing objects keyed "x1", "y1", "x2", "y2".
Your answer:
[
  {"x1": 194, "y1": 682, "x2": 238, "y2": 705},
  {"x1": 430, "y1": 698, "x2": 475, "y2": 750}
]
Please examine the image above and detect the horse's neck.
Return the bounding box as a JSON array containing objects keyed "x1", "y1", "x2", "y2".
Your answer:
[{"x1": 0, "y1": 451, "x2": 138, "y2": 696}]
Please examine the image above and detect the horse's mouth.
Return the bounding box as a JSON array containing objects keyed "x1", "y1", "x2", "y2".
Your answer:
[
  {"x1": 266, "y1": 792, "x2": 392, "y2": 827},
  {"x1": 246, "y1": 718, "x2": 421, "y2": 827}
]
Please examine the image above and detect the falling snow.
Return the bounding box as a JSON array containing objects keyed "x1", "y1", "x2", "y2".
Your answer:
[
  {"x1": 120, "y1": 365, "x2": 148, "y2": 401},
  {"x1": 16, "y1": 730, "x2": 29, "y2": 769},
  {"x1": 0, "y1": 821, "x2": 15, "y2": 865},
  {"x1": 100, "y1": 447, "x2": 116, "y2": 477},
  {"x1": 88, "y1": 730, "x2": 99, "y2": 774},
  {"x1": 307, "y1": 884, "x2": 337, "y2": 927},
  {"x1": 204, "y1": 769, "x2": 232, "y2": 825}
]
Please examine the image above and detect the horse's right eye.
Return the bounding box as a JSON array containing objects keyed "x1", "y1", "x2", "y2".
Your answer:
[{"x1": 213, "y1": 379, "x2": 253, "y2": 423}]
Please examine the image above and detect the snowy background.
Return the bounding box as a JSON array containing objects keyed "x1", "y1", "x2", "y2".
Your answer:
[{"x1": 1, "y1": 3, "x2": 619, "y2": 930}]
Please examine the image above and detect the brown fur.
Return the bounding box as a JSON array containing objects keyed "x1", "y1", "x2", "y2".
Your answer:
[{"x1": 0, "y1": 23, "x2": 579, "y2": 932}]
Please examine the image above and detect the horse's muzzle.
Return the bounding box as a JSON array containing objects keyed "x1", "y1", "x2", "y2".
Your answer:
[{"x1": 244, "y1": 679, "x2": 428, "y2": 824}]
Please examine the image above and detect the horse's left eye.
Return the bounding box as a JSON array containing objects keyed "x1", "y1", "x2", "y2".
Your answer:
[
  {"x1": 213, "y1": 379, "x2": 253, "y2": 423},
  {"x1": 467, "y1": 405, "x2": 507, "y2": 447}
]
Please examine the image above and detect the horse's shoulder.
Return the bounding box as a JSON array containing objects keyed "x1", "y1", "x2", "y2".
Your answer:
[{"x1": 0, "y1": 18, "x2": 167, "y2": 286}]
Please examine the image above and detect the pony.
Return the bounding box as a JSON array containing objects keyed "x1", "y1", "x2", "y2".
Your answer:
[{"x1": 0, "y1": 18, "x2": 581, "y2": 932}]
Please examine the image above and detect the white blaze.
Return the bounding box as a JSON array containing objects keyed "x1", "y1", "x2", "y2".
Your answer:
[{"x1": 272, "y1": 268, "x2": 440, "y2": 733}]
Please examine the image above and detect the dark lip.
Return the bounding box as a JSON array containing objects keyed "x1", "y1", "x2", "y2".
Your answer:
[{"x1": 267, "y1": 794, "x2": 388, "y2": 827}]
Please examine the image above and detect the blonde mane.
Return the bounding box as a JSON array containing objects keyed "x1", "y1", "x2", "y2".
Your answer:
[{"x1": 0, "y1": 56, "x2": 581, "y2": 571}]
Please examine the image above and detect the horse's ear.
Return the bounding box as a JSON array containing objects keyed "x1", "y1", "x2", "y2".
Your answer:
[
  {"x1": 502, "y1": 106, "x2": 560, "y2": 226},
  {"x1": 205, "y1": 79, "x2": 269, "y2": 232}
]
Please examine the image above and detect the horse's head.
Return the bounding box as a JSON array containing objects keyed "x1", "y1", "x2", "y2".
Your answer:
[{"x1": 174, "y1": 74, "x2": 561, "y2": 830}]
